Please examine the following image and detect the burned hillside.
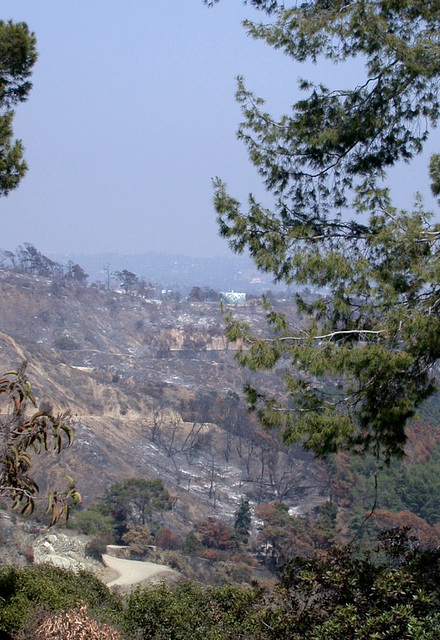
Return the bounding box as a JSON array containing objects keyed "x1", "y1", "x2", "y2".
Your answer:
[{"x1": 0, "y1": 268, "x2": 326, "y2": 528}]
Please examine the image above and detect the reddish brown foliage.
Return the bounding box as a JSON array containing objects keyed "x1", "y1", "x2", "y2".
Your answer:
[
  {"x1": 156, "y1": 527, "x2": 180, "y2": 550},
  {"x1": 373, "y1": 509, "x2": 440, "y2": 548},
  {"x1": 255, "y1": 502, "x2": 314, "y2": 565},
  {"x1": 197, "y1": 518, "x2": 237, "y2": 551},
  {"x1": 197, "y1": 548, "x2": 229, "y2": 562},
  {"x1": 405, "y1": 422, "x2": 440, "y2": 464}
]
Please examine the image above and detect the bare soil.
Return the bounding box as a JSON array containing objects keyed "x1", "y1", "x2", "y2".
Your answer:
[{"x1": 102, "y1": 554, "x2": 179, "y2": 588}]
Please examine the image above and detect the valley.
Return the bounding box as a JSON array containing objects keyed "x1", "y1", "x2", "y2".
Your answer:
[{"x1": 0, "y1": 267, "x2": 326, "y2": 532}]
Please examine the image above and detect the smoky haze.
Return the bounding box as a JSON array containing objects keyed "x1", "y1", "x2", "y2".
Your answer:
[{"x1": 0, "y1": 1, "x2": 436, "y2": 259}]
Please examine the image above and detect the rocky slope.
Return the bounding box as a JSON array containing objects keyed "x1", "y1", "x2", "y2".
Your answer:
[
  {"x1": 0, "y1": 269, "x2": 326, "y2": 531},
  {"x1": 0, "y1": 512, "x2": 179, "y2": 592}
]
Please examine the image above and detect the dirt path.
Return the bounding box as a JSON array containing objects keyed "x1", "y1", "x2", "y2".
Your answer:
[{"x1": 102, "y1": 554, "x2": 177, "y2": 587}]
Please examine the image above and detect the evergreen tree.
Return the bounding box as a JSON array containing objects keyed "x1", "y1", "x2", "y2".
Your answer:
[
  {"x1": 313, "y1": 501, "x2": 338, "y2": 549},
  {"x1": 234, "y1": 497, "x2": 251, "y2": 542},
  {"x1": 115, "y1": 269, "x2": 138, "y2": 294},
  {"x1": 182, "y1": 530, "x2": 203, "y2": 555},
  {"x1": 0, "y1": 20, "x2": 37, "y2": 196},
  {"x1": 208, "y1": 0, "x2": 440, "y2": 462},
  {"x1": 102, "y1": 478, "x2": 172, "y2": 541}
]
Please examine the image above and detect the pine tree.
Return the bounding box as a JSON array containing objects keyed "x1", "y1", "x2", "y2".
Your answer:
[
  {"x1": 208, "y1": 0, "x2": 440, "y2": 462},
  {"x1": 234, "y1": 497, "x2": 252, "y2": 542},
  {"x1": 0, "y1": 20, "x2": 37, "y2": 196}
]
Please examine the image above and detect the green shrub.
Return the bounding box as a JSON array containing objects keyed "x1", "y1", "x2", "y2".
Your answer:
[
  {"x1": 124, "y1": 529, "x2": 440, "y2": 640},
  {"x1": 124, "y1": 581, "x2": 264, "y2": 640},
  {"x1": 267, "y1": 528, "x2": 440, "y2": 640},
  {"x1": 68, "y1": 507, "x2": 116, "y2": 538},
  {"x1": 181, "y1": 530, "x2": 202, "y2": 555},
  {"x1": 0, "y1": 565, "x2": 122, "y2": 638}
]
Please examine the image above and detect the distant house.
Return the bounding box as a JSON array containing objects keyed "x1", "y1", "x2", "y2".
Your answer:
[{"x1": 219, "y1": 291, "x2": 246, "y2": 305}]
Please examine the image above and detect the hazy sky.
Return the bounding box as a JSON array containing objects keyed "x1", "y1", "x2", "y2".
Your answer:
[{"x1": 1, "y1": 1, "x2": 437, "y2": 259}]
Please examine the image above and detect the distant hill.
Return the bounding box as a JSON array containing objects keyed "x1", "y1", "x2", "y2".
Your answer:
[{"x1": 49, "y1": 251, "x2": 287, "y2": 293}]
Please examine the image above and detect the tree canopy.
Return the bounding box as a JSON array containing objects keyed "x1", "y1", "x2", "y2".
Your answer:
[
  {"x1": 102, "y1": 477, "x2": 172, "y2": 541},
  {"x1": 209, "y1": 0, "x2": 440, "y2": 462},
  {"x1": 205, "y1": 0, "x2": 281, "y2": 12},
  {"x1": 0, "y1": 20, "x2": 37, "y2": 196},
  {"x1": 115, "y1": 269, "x2": 138, "y2": 294}
]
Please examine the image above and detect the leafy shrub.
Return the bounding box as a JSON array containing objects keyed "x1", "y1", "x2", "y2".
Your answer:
[
  {"x1": 268, "y1": 528, "x2": 440, "y2": 640},
  {"x1": 68, "y1": 507, "x2": 116, "y2": 538},
  {"x1": 123, "y1": 581, "x2": 263, "y2": 640},
  {"x1": 124, "y1": 529, "x2": 440, "y2": 639},
  {"x1": 0, "y1": 564, "x2": 122, "y2": 638},
  {"x1": 181, "y1": 530, "x2": 202, "y2": 555}
]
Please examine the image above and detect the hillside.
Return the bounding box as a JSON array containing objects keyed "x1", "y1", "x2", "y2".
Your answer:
[{"x1": 0, "y1": 268, "x2": 326, "y2": 531}]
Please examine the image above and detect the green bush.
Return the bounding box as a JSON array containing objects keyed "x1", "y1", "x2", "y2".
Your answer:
[
  {"x1": 181, "y1": 530, "x2": 202, "y2": 555},
  {"x1": 123, "y1": 581, "x2": 264, "y2": 640},
  {"x1": 68, "y1": 507, "x2": 116, "y2": 538},
  {"x1": 0, "y1": 564, "x2": 122, "y2": 638},
  {"x1": 3, "y1": 529, "x2": 440, "y2": 640}
]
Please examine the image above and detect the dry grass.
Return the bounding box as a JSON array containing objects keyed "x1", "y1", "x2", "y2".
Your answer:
[{"x1": 33, "y1": 605, "x2": 124, "y2": 640}]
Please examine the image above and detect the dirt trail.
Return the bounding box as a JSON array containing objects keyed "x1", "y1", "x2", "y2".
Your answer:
[{"x1": 102, "y1": 554, "x2": 177, "y2": 587}]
